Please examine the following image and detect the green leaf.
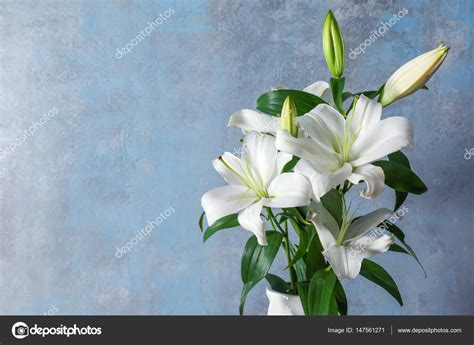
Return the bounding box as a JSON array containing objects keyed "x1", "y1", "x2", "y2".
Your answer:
[
  {"x1": 372, "y1": 160, "x2": 428, "y2": 195},
  {"x1": 305, "y1": 228, "x2": 327, "y2": 278},
  {"x1": 389, "y1": 243, "x2": 409, "y2": 254},
  {"x1": 402, "y1": 242, "x2": 427, "y2": 278},
  {"x1": 307, "y1": 268, "x2": 337, "y2": 315},
  {"x1": 198, "y1": 212, "x2": 205, "y2": 232},
  {"x1": 281, "y1": 156, "x2": 300, "y2": 173},
  {"x1": 330, "y1": 77, "x2": 345, "y2": 114},
  {"x1": 359, "y1": 90, "x2": 379, "y2": 99},
  {"x1": 328, "y1": 294, "x2": 339, "y2": 315},
  {"x1": 239, "y1": 231, "x2": 283, "y2": 314},
  {"x1": 343, "y1": 90, "x2": 378, "y2": 101},
  {"x1": 388, "y1": 151, "x2": 410, "y2": 210},
  {"x1": 297, "y1": 282, "x2": 310, "y2": 315},
  {"x1": 290, "y1": 244, "x2": 307, "y2": 282},
  {"x1": 256, "y1": 89, "x2": 326, "y2": 116},
  {"x1": 239, "y1": 280, "x2": 260, "y2": 315},
  {"x1": 388, "y1": 151, "x2": 411, "y2": 168},
  {"x1": 283, "y1": 207, "x2": 311, "y2": 226},
  {"x1": 394, "y1": 191, "x2": 408, "y2": 212},
  {"x1": 203, "y1": 213, "x2": 239, "y2": 243},
  {"x1": 265, "y1": 273, "x2": 290, "y2": 294},
  {"x1": 360, "y1": 259, "x2": 403, "y2": 306},
  {"x1": 296, "y1": 206, "x2": 308, "y2": 219},
  {"x1": 383, "y1": 222, "x2": 405, "y2": 241},
  {"x1": 277, "y1": 214, "x2": 289, "y2": 225},
  {"x1": 241, "y1": 231, "x2": 283, "y2": 283},
  {"x1": 342, "y1": 92, "x2": 353, "y2": 102},
  {"x1": 321, "y1": 188, "x2": 343, "y2": 226},
  {"x1": 384, "y1": 223, "x2": 427, "y2": 278},
  {"x1": 334, "y1": 280, "x2": 347, "y2": 315},
  {"x1": 286, "y1": 218, "x2": 309, "y2": 268}
]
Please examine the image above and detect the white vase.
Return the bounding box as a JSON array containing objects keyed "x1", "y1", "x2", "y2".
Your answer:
[{"x1": 266, "y1": 287, "x2": 304, "y2": 315}]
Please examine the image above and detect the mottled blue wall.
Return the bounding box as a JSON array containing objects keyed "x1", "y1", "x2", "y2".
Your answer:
[{"x1": 0, "y1": 0, "x2": 472, "y2": 315}]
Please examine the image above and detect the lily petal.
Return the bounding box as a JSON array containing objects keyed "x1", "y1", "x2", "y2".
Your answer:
[
  {"x1": 345, "y1": 208, "x2": 392, "y2": 242},
  {"x1": 212, "y1": 152, "x2": 247, "y2": 186},
  {"x1": 294, "y1": 159, "x2": 352, "y2": 201},
  {"x1": 350, "y1": 117, "x2": 414, "y2": 166},
  {"x1": 307, "y1": 201, "x2": 339, "y2": 249},
  {"x1": 242, "y1": 132, "x2": 278, "y2": 188},
  {"x1": 238, "y1": 199, "x2": 267, "y2": 245},
  {"x1": 276, "y1": 129, "x2": 340, "y2": 172},
  {"x1": 265, "y1": 173, "x2": 312, "y2": 208},
  {"x1": 323, "y1": 245, "x2": 364, "y2": 280},
  {"x1": 346, "y1": 95, "x2": 382, "y2": 136},
  {"x1": 276, "y1": 152, "x2": 293, "y2": 173},
  {"x1": 305, "y1": 104, "x2": 346, "y2": 147},
  {"x1": 303, "y1": 81, "x2": 334, "y2": 105},
  {"x1": 228, "y1": 109, "x2": 281, "y2": 134},
  {"x1": 350, "y1": 232, "x2": 394, "y2": 258},
  {"x1": 348, "y1": 164, "x2": 385, "y2": 199},
  {"x1": 324, "y1": 233, "x2": 394, "y2": 280},
  {"x1": 297, "y1": 113, "x2": 339, "y2": 154},
  {"x1": 201, "y1": 185, "x2": 257, "y2": 225}
]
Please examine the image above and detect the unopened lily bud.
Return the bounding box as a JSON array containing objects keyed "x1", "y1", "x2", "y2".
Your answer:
[
  {"x1": 379, "y1": 44, "x2": 449, "y2": 106},
  {"x1": 322, "y1": 10, "x2": 345, "y2": 78},
  {"x1": 280, "y1": 96, "x2": 298, "y2": 137}
]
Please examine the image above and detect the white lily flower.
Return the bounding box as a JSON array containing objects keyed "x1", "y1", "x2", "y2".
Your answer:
[
  {"x1": 201, "y1": 132, "x2": 312, "y2": 246},
  {"x1": 308, "y1": 201, "x2": 394, "y2": 280},
  {"x1": 275, "y1": 95, "x2": 413, "y2": 201},
  {"x1": 227, "y1": 81, "x2": 334, "y2": 134}
]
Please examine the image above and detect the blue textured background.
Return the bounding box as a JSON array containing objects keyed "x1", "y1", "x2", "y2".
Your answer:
[{"x1": 0, "y1": 0, "x2": 472, "y2": 315}]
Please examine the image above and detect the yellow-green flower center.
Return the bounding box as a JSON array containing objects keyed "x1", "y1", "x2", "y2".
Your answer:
[
  {"x1": 219, "y1": 156, "x2": 269, "y2": 199},
  {"x1": 337, "y1": 97, "x2": 361, "y2": 165}
]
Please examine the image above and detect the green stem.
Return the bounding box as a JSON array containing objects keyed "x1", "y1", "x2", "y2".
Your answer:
[
  {"x1": 336, "y1": 191, "x2": 353, "y2": 245},
  {"x1": 266, "y1": 208, "x2": 284, "y2": 234},
  {"x1": 331, "y1": 77, "x2": 346, "y2": 116},
  {"x1": 266, "y1": 208, "x2": 297, "y2": 294},
  {"x1": 342, "y1": 180, "x2": 352, "y2": 193},
  {"x1": 283, "y1": 221, "x2": 298, "y2": 294}
]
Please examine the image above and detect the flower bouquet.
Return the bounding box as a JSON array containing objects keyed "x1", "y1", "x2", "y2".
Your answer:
[{"x1": 199, "y1": 10, "x2": 448, "y2": 315}]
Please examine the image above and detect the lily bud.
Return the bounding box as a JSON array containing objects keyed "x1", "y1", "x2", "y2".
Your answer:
[
  {"x1": 322, "y1": 10, "x2": 345, "y2": 78},
  {"x1": 379, "y1": 44, "x2": 449, "y2": 106},
  {"x1": 280, "y1": 96, "x2": 298, "y2": 137}
]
